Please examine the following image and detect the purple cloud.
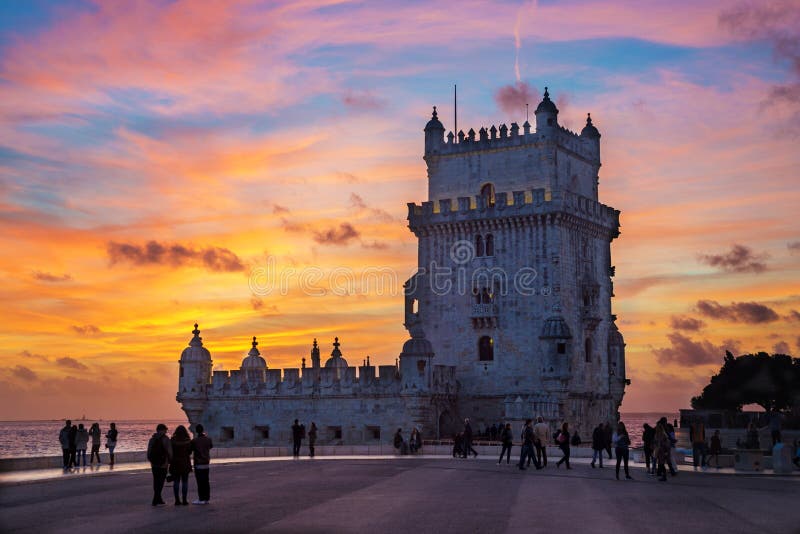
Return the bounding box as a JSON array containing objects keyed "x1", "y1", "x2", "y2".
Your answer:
[
  {"x1": 698, "y1": 244, "x2": 768, "y2": 273},
  {"x1": 495, "y1": 81, "x2": 537, "y2": 116},
  {"x1": 107, "y1": 240, "x2": 244, "y2": 272}
]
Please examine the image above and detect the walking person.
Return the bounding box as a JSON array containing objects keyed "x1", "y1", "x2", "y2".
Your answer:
[
  {"x1": 191, "y1": 424, "x2": 213, "y2": 505},
  {"x1": 591, "y1": 423, "x2": 605, "y2": 468},
  {"x1": 291, "y1": 419, "x2": 303, "y2": 458},
  {"x1": 170, "y1": 425, "x2": 192, "y2": 506},
  {"x1": 106, "y1": 422, "x2": 118, "y2": 466},
  {"x1": 533, "y1": 417, "x2": 549, "y2": 467},
  {"x1": 75, "y1": 423, "x2": 89, "y2": 467},
  {"x1": 393, "y1": 428, "x2": 408, "y2": 455},
  {"x1": 603, "y1": 422, "x2": 613, "y2": 460},
  {"x1": 662, "y1": 417, "x2": 678, "y2": 475},
  {"x1": 59, "y1": 420, "x2": 72, "y2": 469},
  {"x1": 613, "y1": 422, "x2": 632, "y2": 480},
  {"x1": 690, "y1": 417, "x2": 707, "y2": 469},
  {"x1": 498, "y1": 423, "x2": 513, "y2": 465},
  {"x1": 518, "y1": 419, "x2": 541, "y2": 470},
  {"x1": 409, "y1": 428, "x2": 419, "y2": 454},
  {"x1": 308, "y1": 422, "x2": 317, "y2": 458},
  {"x1": 146, "y1": 423, "x2": 172, "y2": 506},
  {"x1": 709, "y1": 430, "x2": 722, "y2": 469},
  {"x1": 463, "y1": 418, "x2": 478, "y2": 458},
  {"x1": 89, "y1": 423, "x2": 102, "y2": 465},
  {"x1": 642, "y1": 423, "x2": 655, "y2": 475},
  {"x1": 555, "y1": 422, "x2": 571, "y2": 469}
]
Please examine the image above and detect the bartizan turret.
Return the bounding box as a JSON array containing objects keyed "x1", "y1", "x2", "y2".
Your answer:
[{"x1": 177, "y1": 323, "x2": 212, "y2": 430}]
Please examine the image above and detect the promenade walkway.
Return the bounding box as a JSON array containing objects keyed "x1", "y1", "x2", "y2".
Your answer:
[{"x1": 1, "y1": 456, "x2": 798, "y2": 533}]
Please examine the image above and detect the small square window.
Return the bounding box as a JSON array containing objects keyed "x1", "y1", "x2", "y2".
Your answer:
[
  {"x1": 255, "y1": 425, "x2": 270, "y2": 439},
  {"x1": 221, "y1": 426, "x2": 234, "y2": 441},
  {"x1": 557, "y1": 343, "x2": 566, "y2": 354}
]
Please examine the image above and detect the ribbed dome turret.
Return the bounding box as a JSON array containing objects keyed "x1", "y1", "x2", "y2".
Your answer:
[
  {"x1": 180, "y1": 323, "x2": 211, "y2": 362},
  {"x1": 401, "y1": 322, "x2": 434, "y2": 357},
  {"x1": 424, "y1": 106, "x2": 444, "y2": 131},
  {"x1": 535, "y1": 87, "x2": 559, "y2": 115},
  {"x1": 539, "y1": 316, "x2": 572, "y2": 339},
  {"x1": 581, "y1": 113, "x2": 601, "y2": 139},
  {"x1": 325, "y1": 337, "x2": 349, "y2": 368},
  {"x1": 241, "y1": 336, "x2": 267, "y2": 369}
]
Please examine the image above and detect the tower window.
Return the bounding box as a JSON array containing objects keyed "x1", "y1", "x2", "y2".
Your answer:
[
  {"x1": 480, "y1": 183, "x2": 495, "y2": 207},
  {"x1": 478, "y1": 336, "x2": 494, "y2": 361},
  {"x1": 179, "y1": 366, "x2": 184, "y2": 378},
  {"x1": 557, "y1": 343, "x2": 566, "y2": 355},
  {"x1": 485, "y1": 234, "x2": 494, "y2": 256},
  {"x1": 585, "y1": 338, "x2": 592, "y2": 363},
  {"x1": 475, "y1": 235, "x2": 484, "y2": 257},
  {"x1": 412, "y1": 298, "x2": 418, "y2": 314}
]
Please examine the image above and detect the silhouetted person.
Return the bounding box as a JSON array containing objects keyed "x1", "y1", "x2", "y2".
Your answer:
[
  {"x1": 308, "y1": 422, "x2": 317, "y2": 458},
  {"x1": 498, "y1": 423, "x2": 513, "y2": 465},
  {"x1": 89, "y1": 423, "x2": 101, "y2": 465},
  {"x1": 463, "y1": 418, "x2": 478, "y2": 458},
  {"x1": 603, "y1": 422, "x2": 613, "y2": 459},
  {"x1": 59, "y1": 420, "x2": 72, "y2": 469},
  {"x1": 170, "y1": 425, "x2": 192, "y2": 505},
  {"x1": 642, "y1": 423, "x2": 655, "y2": 474},
  {"x1": 709, "y1": 430, "x2": 722, "y2": 469},
  {"x1": 591, "y1": 423, "x2": 605, "y2": 468},
  {"x1": 690, "y1": 417, "x2": 707, "y2": 468},
  {"x1": 291, "y1": 419, "x2": 303, "y2": 458},
  {"x1": 393, "y1": 428, "x2": 408, "y2": 455},
  {"x1": 147, "y1": 423, "x2": 172, "y2": 506},
  {"x1": 518, "y1": 419, "x2": 541, "y2": 470},
  {"x1": 75, "y1": 423, "x2": 89, "y2": 467},
  {"x1": 68, "y1": 424, "x2": 77, "y2": 468},
  {"x1": 191, "y1": 424, "x2": 213, "y2": 504},
  {"x1": 613, "y1": 422, "x2": 632, "y2": 480},
  {"x1": 555, "y1": 422, "x2": 571, "y2": 469},
  {"x1": 106, "y1": 422, "x2": 118, "y2": 466},
  {"x1": 654, "y1": 422, "x2": 670, "y2": 482}
]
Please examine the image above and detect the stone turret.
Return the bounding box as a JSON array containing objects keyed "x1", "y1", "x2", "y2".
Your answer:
[
  {"x1": 424, "y1": 106, "x2": 445, "y2": 155},
  {"x1": 399, "y1": 319, "x2": 435, "y2": 392},
  {"x1": 310, "y1": 338, "x2": 321, "y2": 369},
  {"x1": 580, "y1": 113, "x2": 601, "y2": 161},
  {"x1": 177, "y1": 323, "x2": 212, "y2": 432},
  {"x1": 325, "y1": 337, "x2": 349, "y2": 379},
  {"x1": 241, "y1": 336, "x2": 267, "y2": 385},
  {"x1": 534, "y1": 87, "x2": 559, "y2": 134}
]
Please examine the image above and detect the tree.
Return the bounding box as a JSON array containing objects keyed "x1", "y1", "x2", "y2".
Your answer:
[{"x1": 691, "y1": 351, "x2": 800, "y2": 412}]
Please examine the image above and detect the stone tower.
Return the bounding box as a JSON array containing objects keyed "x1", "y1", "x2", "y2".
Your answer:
[
  {"x1": 177, "y1": 323, "x2": 212, "y2": 430},
  {"x1": 407, "y1": 88, "x2": 626, "y2": 437}
]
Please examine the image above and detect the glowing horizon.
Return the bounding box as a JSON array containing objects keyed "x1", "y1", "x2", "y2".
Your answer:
[{"x1": 1, "y1": 0, "x2": 798, "y2": 420}]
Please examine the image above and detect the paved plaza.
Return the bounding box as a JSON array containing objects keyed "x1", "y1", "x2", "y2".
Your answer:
[{"x1": 1, "y1": 457, "x2": 798, "y2": 533}]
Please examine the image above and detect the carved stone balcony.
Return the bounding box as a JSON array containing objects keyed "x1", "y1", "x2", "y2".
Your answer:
[{"x1": 471, "y1": 303, "x2": 498, "y2": 329}]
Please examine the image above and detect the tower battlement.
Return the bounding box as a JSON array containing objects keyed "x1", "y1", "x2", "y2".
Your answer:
[{"x1": 407, "y1": 188, "x2": 620, "y2": 236}]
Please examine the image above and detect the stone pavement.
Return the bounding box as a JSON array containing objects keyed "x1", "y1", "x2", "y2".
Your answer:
[{"x1": 1, "y1": 456, "x2": 798, "y2": 533}]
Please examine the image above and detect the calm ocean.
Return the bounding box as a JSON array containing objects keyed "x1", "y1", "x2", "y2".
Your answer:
[{"x1": 0, "y1": 413, "x2": 676, "y2": 458}]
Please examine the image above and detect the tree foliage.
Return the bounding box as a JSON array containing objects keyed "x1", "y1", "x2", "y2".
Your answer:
[{"x1": 691, "y1": 351, "x2": 800, "y2": 412}]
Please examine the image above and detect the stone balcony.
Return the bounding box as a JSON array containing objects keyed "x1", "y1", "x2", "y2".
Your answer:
[{"x1": 470, "y1": 303, "x2": 498, "y2": 329}]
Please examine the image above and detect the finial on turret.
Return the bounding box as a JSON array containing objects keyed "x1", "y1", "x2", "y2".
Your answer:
[
  {"x1": 544, "y1": 86, "x2": 549, "y2": 99},
  {"x1": 193, "y1": 323, "x2": 200, "y2": 335},
  {"x1": 302, "y1": 357, "x2": 306, "y2": 369},
  {"x1": 432, "y1": 106, "x2": 438, "y2": 119},
  {"x1": 366, "y1": 355, "x2": 371, "y2": 366},
  {"x1": 313, "y1": 338, "x2": 318, "y2": 349},
  {"x1": 252, "y1": 336, "x2": 258, "y2": 348},
  {"x1": 333, "y1": 336, "x2": 340, "y2": 349}
]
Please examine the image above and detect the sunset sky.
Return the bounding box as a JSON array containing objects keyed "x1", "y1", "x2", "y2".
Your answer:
[{"x1": 1, "y1": 0, "x2": 798, "y2": 420}]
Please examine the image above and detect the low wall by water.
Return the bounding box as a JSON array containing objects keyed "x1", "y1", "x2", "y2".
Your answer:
[{"x1": 0, "y1": 444, "x2": 606, "y2": 472}]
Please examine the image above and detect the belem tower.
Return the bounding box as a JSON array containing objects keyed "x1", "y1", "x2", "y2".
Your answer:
[{"x1": 177, "y1": 88, "x2": 627, "y2": 445}]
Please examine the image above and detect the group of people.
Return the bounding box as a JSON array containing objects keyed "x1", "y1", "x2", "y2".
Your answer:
[
  {"x1": 291, "y1": 420, "x2": 318, "y2": 457},
  {"x1": 58, "y1": 420, "x2": 117, "y2": 468},
  {"x1": 393, "y1": 427, "x2": 422, "y2": 455},
  {"x1": 145, "y1": 423, "x2": 213, "y2": 506}
]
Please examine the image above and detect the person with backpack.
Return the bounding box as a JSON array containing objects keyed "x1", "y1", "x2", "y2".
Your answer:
[
  {"x1": 591, "y1": 423, "x2": 605, "y2": 468},
  {"x1": 146, "y1": 423, "x2": 173, "y2": 506},
  {"x1": 191, "y1": 424, "x2": 213, "y2": 505},
  {"x1": 498, "y1": 423, "x2": 513, "y2": 465},
  {"x1": 555, "y1": 422, "x2": 571, "y2": 469},
  {"x1": 613, "y1": 421, "x2": 632, "y2": 480},
  {"x1": 74, "y1": 423, "x2": 89, "y2": 467}
]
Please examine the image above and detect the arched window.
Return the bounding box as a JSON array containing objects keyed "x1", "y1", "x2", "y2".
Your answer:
[
  {"x1": 480, "y1": 183, "x2": 496, "y2": 207},
  {"x1": 411, "y1": 299, "x2": 418, "y2": 314},
  {"x1": 475, "y1": 235, "x2": 484, "y2": 257},
  {"x1": 473, "y1": 286, "x2": 481, "y2": 304},
  {"x1": 481, "y1": 287, "x2": 493, "y2": 304},
  {"x1": 585, "y1": 338, "x2": 592, "y2": 363},
  {"x1": 478, "y1": 336, "x2": 494, "y2": 361},
  {"x1": 485, "y1": 234, "x2": 494, "y2": 256}
]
